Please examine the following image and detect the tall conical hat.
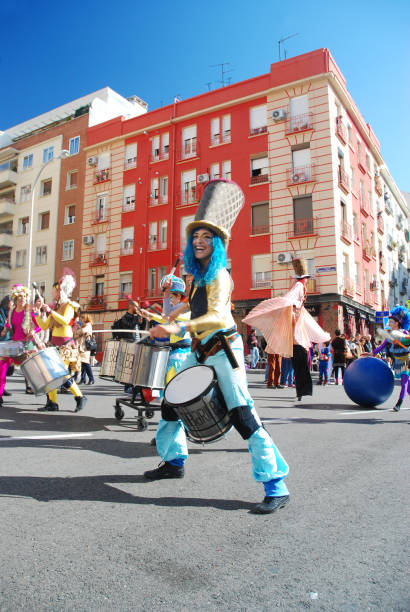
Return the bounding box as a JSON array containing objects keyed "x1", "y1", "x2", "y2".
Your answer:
[
  {"x1": 186, "y1": 179, "x2": 244, "y2": 244},
  {"x1": 292, "y1": 258, "x2": 310, "y2": 279}
]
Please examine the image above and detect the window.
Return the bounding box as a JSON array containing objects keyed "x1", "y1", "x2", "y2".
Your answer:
[
  {"x1": 159, "y1": 220, "x2": 167, "y2": 248},
  {"x1": 353, "y1": 213, "x2": 359, "y2": 241},
  {"x1": 293, "y1": 196, "x2": 313, "y2": 235},
  {"x1": 347, "y1": 124, "x2": 353, "y2": 145},
  {"x1": 17, "y1": 217, "x2": 29, "y2": 235},
  {"x1": 149, "y1": 222, "x2": 158, "y2": 250},
  {"x1": 66, "y1": 170, "x2": 78, "y2": 190},
  {"x1": 150, "y1": 177, "x2": 159, "y2": 204},
  {"x1": 35, "y1": 246, "x2": 47, "y2": 265},
  {"x1": 98, "y1": 152, "x2": 110, "y2": 170},
  {"x1": 62, "y1": 240, "x2": 74, "y2": 261},
  {"x1": 289, "y1": 95, "x2": 309, "y2": 131},
  {"x1": 180, "y1": 215, "x2": 194, "y2": 249},
  {"x1": 22, "y1": 154, "x2": 33, "y2": 169},
  {"x1": 148, "y1": 268, "x2": 156, "y2": 292},
  {"x1": 151, "y1": 136, "x2": 160, "y2": 160},
  {"x1": 40, "y1": 178, "x2": 52, "y2": 196},
  {"x1": 251, "y1": 202, "x2": 269, "y2": 234},
  {"x1": 20, "y1": 184, "x2": 31, "y2": 203},
  {"x1": 210, "y1": 162, "x2": 220, "y2": 179},
  {"x1": 123, "y1": 184, "x2": 135, "y2": 211},
  {"x1": 161, "y1": 133, "x2": 169, "y2": 157},
  {"x1": 250, "y1": 157, "x2": 268, "y2": 182},
  {"x1": 119, "y1": 272, "x2": 132, "y2": 298},
  {"x1": 222, "y1": 115, "x2": 231, "y2": 142},
  {"x1": 158, "y1": 267, "x2": 167, "y2": 289},
  {"x1": 350, "y1": 166, "x2": 355, "y2": 193},
  {"x1": 210, "y1": 117, "x2": 220, "y2": 145},
  {"x1": 249, "y1": 105, "x2": 267, "y2": 135},
  {"x1": 355, "y1": 262, "x2": 361, "y2": 290},
  {"x1": 95, "y1": 234, "x2": 106, "y2": 255},
  {"x1": 95, "y1": 275, "x2": 104, "y2": 296},
  {"x1": 64, "y1": 204, "x2": 76, "y2": 224},
  {"x1": 252, "y1": 254, "x2": 271, "y2": 288},
  {"x1": 42, "y1": 146, "x2": 54, "y2": 163},
  {"x1": 124, "y1": 143, "x2": 137, "y2": 169},
  {"x1": 181, "y1": 169, "x2": 196, "y2": 204},
  {"x1": 182, "y1": 125, "x2": 197, "y2": 158},
  {"x1": 16, "y1": 249, "x2": 27, "y2": 268},
  {"x1": 96, "y1": 194, "x2": 107, "y2": 221},
  {"x1": 121, "y1": 227, "x2": 134, "y2": 255},
  {"x1": 292, "y1": 147, "x2": 311, "y2": 180},
  {"x1": 222, "y1": 160, "x2": 231, "y2": 180},
  {"x1": 69, "y1": 136, "x2": 80, "y2": 156},
  {"x1": 160, "y1": 176, "x2": 168, "y2": 203},
  {"x1": 38, "y1": 211, "x2": 50, "y2": 230}
]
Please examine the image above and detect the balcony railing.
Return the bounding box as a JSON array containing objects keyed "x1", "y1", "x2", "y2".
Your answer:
[
  {"x1": 364, "y1": 290, "x2": 375, "y2": 306},
  {"x1": 340, "y1": 221, "x2": 352, "y2": 243},
  {"x1": 158, "y1": 241, "x2": 167, "y2": 250},
  {"x1": 377, "y1": 215, "x2": 384, "y2": 234},
  {"x1": 124, "y1": 157, "x2": 137, "y2": 170},
  {"x1": 145, "y1": 288, "x2": 161, "y2": 298},
  {"x1": 0, "y1": 262, "x2": 11, "y2": 281},
  {"x1": 121, "y1": 242, "x2": 134, "y2": 256},
  {"x1": 379, "y1": 255, "x2": 386, "y2": 273},
  {"x1": 335, "y1": 118, "x2": 347, "y2": 144},
  {"x1": 123, "y1": 200, "x2": 135, "y2": 212},
  {"x1": 148, "y1": 194, "x2": 160, "y2": 206},
  {"x1": 288, "y1": 217, "x2": 317, "y2": 238},
  {"x1": 360, "y1": 194, "x2": 371, "y2": 216},
  {"x1": 252, "y1": 273, "x2": 271, "y2": 289},
  {"x1": 343, "y1": 278, "x2": 355, "y2": 297},
  {"x1": 374, "y1": 175, "x2": 383, "y2": 196},
  {"x1": 286, "y1": 165, "x2": 314, "y2": 186},
  {"x1": 150, "y1": 148, "x2": 169, "y2": 162},
  {"x1": 250, "y1": 173, "x2": 269, "y2": 185},
  {"x1": 285, "y1": 112, "x2": 313, "y2": 134},
  {"x1": 210, "y1": 130, "x2": 231, "y2": 146},
  {"x1": 119, "y1": 291, "x2": 132, "y2": 300},
  {"x1": 90, "y1": 252, "x2": 108, "y2": 266},
  {"x1": 0, "y1": 198, "x2": 15, "y2": 218},
  {"x1": 94, "y1": 168, "x2": 110, "y2": 183},
  {"x1": 338, "y1": 167, "x2": 350, "y2": 193},
  {"x1": 0, "y1": 168, "x2": 18, "y2": 189},
  {"x1": 177, "y1": 138, "x2": 198, "y2": 161},
  {"x1": 362, "y1": 243, "x2": 374, "y2": 261},
  {"x1": 92, "y1": 213, "x2": 108, "y2": 224},
  {"x1": 88, "y1": 295, "x2": 106, "y2": 310},
  {"x1": 249, "y1": 125, "x2": 267, "y2": 136},
  {"x1": 251, "y1": 224, "x2": 269, "y2": 235},
  {"x1": 177, "y1": 184, "x2": 197, "y2": 207}
]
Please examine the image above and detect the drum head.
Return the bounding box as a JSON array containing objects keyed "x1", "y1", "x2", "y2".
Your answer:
[{"x1": 164, "y1": 365, "x2": 214, "y2": 405}]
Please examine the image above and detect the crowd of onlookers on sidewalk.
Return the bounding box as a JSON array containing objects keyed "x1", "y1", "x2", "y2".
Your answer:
[{"x1": 245, "y1": 327, "x2": 392, "y2": 388}]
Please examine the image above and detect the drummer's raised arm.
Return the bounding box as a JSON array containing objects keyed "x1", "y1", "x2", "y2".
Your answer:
[{"x1": 168, "y1": 302, "x2": 190, "y2": 322}]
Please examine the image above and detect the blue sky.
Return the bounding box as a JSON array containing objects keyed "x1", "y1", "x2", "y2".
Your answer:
[{"x1": 1, "y1": 0, "x2": 409, "y2": 191}]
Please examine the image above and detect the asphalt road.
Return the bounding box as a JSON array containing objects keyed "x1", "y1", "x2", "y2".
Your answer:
[{"x1": 0, "y1": 369, "x2": 408, "y2": 611}]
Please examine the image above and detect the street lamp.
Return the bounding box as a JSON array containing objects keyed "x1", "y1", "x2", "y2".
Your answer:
[{"x1": 26, "y1": 149, "x2": 70, "y2": 289}]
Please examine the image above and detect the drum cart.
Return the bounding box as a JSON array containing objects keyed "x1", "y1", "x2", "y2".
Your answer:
[{"x1": 114, "y1": 386, "x2": 162, "y2": 431}]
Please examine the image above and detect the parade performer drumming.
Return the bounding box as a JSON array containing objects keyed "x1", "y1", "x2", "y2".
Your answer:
[
  {"x1": 36, "y1": 273, "x2": 87, "y2": 412},
  {"x1": 243, "y1": 258, "x2": 330, "y2": 400},
  {"x1": 0, "y1": 284, "x2": 41, "y2": 405},
  {"x1": 370, "y1": 306, "x2": 410, "y2": 412},
  {"x1": 144, "y1": 180, "x2": 290, "y2": 515}
]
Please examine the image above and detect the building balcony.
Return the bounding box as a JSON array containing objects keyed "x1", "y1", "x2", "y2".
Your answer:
[
  {"x1": 90, "y1": 252, "x2": 108, "y2": 267},
  {"x1": 0, "y1": 199, "x2": 15, "y2": 218},
  {"x1": 286, "y1": 164, "x2": 314, "y2": 186},
  {"x1": 252, "y1": 274, "x2": 271, "y2": 289},
  {"x1": 0, "y1": 232, "x2": 13, "y2": 249},
  {"x1": 249, "y1": 126, "x2": 267, "y2": 136},
  {"x1": 210, "y1": 131, "x2": 231, "y2": 146},
  {"x1": 379, "y1": 255, "x2": 386, "y2": 274},
  {"x1": 288, "y1": 217, "x2": 317, "y2": 238},
  {"x1": 338, "y1": 167, "x2": 350, "y2": 194},
  {"x1": 251, "y1": 224, "x2": 269, "y2": 235},
  {"x1": 377, "y1": 214, "x2": 384, "y2": 234},
  {"x1": 91, "y1": 213, "x2": 109, "y2": 225},
  {"x1": 250, "y1": 173, "x2": 269, "y2": 185},
  {"x1": 0, "y1": 262, "x2": 11, "y2": 281},
  {"x1": 88, "y1": 295, "x2": 106, "y2": 310},
  {"x1": 177, "y1": 139, "x2": 198, "y2": 162},
  {"x1": 360, "y1": 194, "x2": 371, "y2": 216},
  {"x1": 374, "y1": 175, "x2": 383, "y2": 196},
  {"x1": 358, "y1": 153, "x2": 366, "y2": 174},
  {"x1": 285, "y1": 112, "x2": 313, "y2": 135},
  {"x1": 335, "y1": 118, "x2": 348, "y2": 144},
  {"x1": 150, "y1": 148, "x2": 169, "y2": 163},
  {"x1": 343, "y1": 278, "x2": 355, "y2": 297},
  {"x1": 94, "y1": 169, "x2": 110, "y2": 184},
  {"x1": 0, "y1": 168, "x2": 17, "y2": 189},
  {"x1": 362, "y1": 243, "x2": 374, "y2": 261},
  {"x1": 340, "y1": 221, "x2": 352, "y2": 244}
]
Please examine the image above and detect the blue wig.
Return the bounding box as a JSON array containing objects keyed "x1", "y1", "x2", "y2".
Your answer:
[
  {"x1": 184, "y1": 231, "x2": 227, "y2": 287},
  {"x1": 390, "y1": 305, "x2": 410, "y2": 331}
]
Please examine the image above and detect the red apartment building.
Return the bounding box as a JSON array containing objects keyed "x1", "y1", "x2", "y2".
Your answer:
[{"x1": 82, "y1": 48, "x2": 406, "y2": 344}]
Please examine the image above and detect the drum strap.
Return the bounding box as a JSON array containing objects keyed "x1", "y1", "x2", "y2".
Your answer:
[{"x1": 194, "y1": 329, "x2": 239, "y2": 370}]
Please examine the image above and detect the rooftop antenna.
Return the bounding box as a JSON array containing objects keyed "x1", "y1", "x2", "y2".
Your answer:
[
  {"x1": 210, "y1": 62, "x2": 233, "y2": 87},
  {"x1": 278, "y1": 33, "x2": 298, "y2": 61}
]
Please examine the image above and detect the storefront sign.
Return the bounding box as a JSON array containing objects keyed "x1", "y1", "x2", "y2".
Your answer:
[{"x1": 316, "y1": 266, "x2": 336, "y2": 273}]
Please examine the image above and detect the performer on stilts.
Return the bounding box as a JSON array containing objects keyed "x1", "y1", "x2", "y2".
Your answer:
[
  {"x1": 369, "y1": 306, "x2": 410, "y2": 412},
  {"x1": 36, "y1": 272, "x2": 87, "y2": 412},
  {"x1": 144, "y1": 179, "x2": 290, "y2": 514},
  {"x1": 0, "y1": 284, "x2": 41, "y2": 405},
  {"x1": 243, "y1": 258, "x2": 330, "y2": 401}
]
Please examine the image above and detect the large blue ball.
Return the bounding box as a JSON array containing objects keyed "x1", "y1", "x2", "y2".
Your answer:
[{"x1": 343, "y1": 357, "x2": 394, "y2": 407}]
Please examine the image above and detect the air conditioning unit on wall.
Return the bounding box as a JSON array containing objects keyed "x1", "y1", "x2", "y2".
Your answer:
[
  {"x1": 277, "y1": 252, "x2": 293, "y2": 264},
  {"x1": 197, "y1": 173, "x2": 209, "y2": 184},
  {"x1": 87, "y1": 156, "x2": 98, "y2": 166},
  {"x1": 83, "y1": 236, "x2": 94, "y2": 245},
  {"x1": 272, "y1": 108, "x2": 286, "y2": 121}
]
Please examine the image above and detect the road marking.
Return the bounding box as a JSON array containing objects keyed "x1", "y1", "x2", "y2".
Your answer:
[
  {"x1": 0, "y1": 433, "x2": 94, "y2": 441},
  {"x1": 340, "y1": 407, "x2": 409, "y2": 415}
]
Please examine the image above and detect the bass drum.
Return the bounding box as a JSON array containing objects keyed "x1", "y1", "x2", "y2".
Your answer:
[
  {"x1": 20, "y1": 347, "x2": 71, "y2": 395},
  {"x1": 163, "y1": 365, "x2": 232, "y2": 444},
  {"x1": 100, "y1": 339, "x2": 120, "y2": 379},
  {"x1": 114, "y1": 340, "x2": 139, "y2": 385}
]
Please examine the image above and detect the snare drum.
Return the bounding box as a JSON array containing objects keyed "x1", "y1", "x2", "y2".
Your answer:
[
  {"x1": 100, "y1": 339, "x2": 120, "y2": 378},
  {"x1": 114, "y1": 340, "x2": 138, "y2": 384},
  {"x1": 20, "y1": 347, "x2": 71, "y2": 395},
  {"x1": 163, "y1": 365, "x2": 232, "y2": 444},
  {"x1": 131, "y1": 343, "x2": 171, "y2": 389}
]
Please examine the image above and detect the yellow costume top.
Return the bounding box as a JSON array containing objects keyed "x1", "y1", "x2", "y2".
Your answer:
[
  {"x1": 36, "y1": 301, "x2": 79, "y2": 339},
  {"x1": 188, "y1": 269, "x2": 235, "y2": 340}
]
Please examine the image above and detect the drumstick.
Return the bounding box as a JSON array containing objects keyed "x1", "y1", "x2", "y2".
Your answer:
[{"x1": 170, "y1": 252, "x2": 183, "y2": 276}]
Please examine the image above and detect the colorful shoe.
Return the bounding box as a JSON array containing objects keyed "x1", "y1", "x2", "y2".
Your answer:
[
  {"x1": 252, "y1": 495, "x2": 290, "y2": 514},
  {"x1": 144, "y1": 461, "x2": 184, "y2": 480}
]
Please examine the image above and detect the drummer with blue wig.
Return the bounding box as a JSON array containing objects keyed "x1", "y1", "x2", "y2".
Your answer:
[{"x1": 144, "y1": 179, "x2": 290, "y2": 514}]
